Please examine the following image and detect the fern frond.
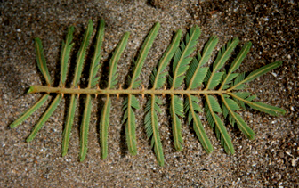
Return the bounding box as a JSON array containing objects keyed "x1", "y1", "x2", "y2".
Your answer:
[
  {"x1": 35, "y1": 38, "x2": 52, "y2": 86},
  {"x1": 26, "y1": 94, "x2": 62, "y2": 142},
  {"x1": 130, "y1": 23, "x2": 160, "y2": 89},
  {"x1": 60, "y1": 26, "x2": 75, "y2": 86},
  {"x1": 89, "y1": 19, "x2": 105, "y2": 88},
  {"x1": 151, "y1": 29, "x2": 182, "y2": 89},
  {"x1": 144, "y1": 95, "x2": 164, "y2": 166},
  {"x1": 10, "y1": 20, "x2": 286, "y2": 167}
]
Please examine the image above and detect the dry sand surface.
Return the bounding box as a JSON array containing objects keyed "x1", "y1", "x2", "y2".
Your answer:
[{"x1": 1, "y1": 0, "x2": 298, "y2": 187}]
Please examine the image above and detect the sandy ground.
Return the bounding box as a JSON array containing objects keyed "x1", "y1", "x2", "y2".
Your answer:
[{"x1": 1, "y1": 0, "x2": 298, "y2": 187}]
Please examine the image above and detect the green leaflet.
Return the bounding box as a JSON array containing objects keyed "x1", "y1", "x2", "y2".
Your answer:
[
  {"x1": 185, "y1": 95, "x2": 213, "y2": 152},
  {"x1": 231, "y1": 93, "x2": 286, "y2": 116},
  {"x1": 222, "y1": 96, "x2": 255, "y2": 140},
  {"x1": 169, "y1": 25, "x2": 201, "y2": 151},
  {"x1": 10, "y1": 94, "x2": 49, "y2": 128},
  {"x1": 205, "y1": 38, "x2": 239, "y2": 90},
  {"x1": 205, "y1": 95, "x2": 234, "y2": 154},
  {"x1": 144, "y1": 95, "x2": 164, "y2": 166},
  {"x1": 186, "y1": 36, "x2": 218, "y2": 89},
  {"x1": 60, "y1": 26, "x2": 75, "y2": 86},
  {"x1": 123, "y1": 94, "x2": 140, "y2": 155},
  {"x1": 123, "y1": 23, "x2": 159, "y2": 156},
  {"x1": 62, "y1": 94, "x2": 77, "y2": 157},
  {"x1": 108, "y1": 32, "x2": 130, "y2": 88},
  {"x1": 26, "y1": 94, "x2": 61, "y2": 142},
  {"x1": 151, "y1": 29, "x2": 182, "y2": 89},
  {"x1": 100, "y1": 95, "x2": 111, "y2": 159},
  {"x1": 65, "y1": 20, "x2": 93, "y2": 160},
  {"x1": 230, "y1": 61, "x2": 283, "y2": 91},
  {"x1": 130, "y1": 22, "x2": 160, "y2": 89},
  {"x1": 10, "y1": 20, "x2": 286, "y2": 167},
  {"x1": 100, "y1": 31, "x2": 130, "y2": 158},
  {"x1": 172, "y1": 25, "x2": 201, "y2": 89},
  {"x1": 73, "y1": 20, "x2": 93, "y2": 87},
  {"x1": 170, "y1": 94, "x2": 184, "y2": 151},
  {"x1": 35, "y1": 38, "x2": 52, "y2": 86},
  {"x1": 229, "y1": 42, "x2": 252, "y2": 73},
  {"x1": 89, "y1": 19, "x2": 105, "y2": 88},
  {"x1": 79, "y1": 94, "x2": 92, "y2": 161}
]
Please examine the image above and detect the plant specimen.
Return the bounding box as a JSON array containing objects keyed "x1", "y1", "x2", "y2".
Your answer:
[{"x1": 10, "y1": 19, "x2": 286, "y2": 166}]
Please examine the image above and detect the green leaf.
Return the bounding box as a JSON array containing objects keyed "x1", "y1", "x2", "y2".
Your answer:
[
  {"x1": 73, "y1": 20, "x2": 93, "y2": 87},
  {"x1": 35, "y1": 38, "x2": 52, "y2": 86},
  {"x1": 206, "y1": 95, "x2": 234, "y2": 154},
  {"x1": 231, "y1": 93, "x2": 286, "y2": 116},
  {"x1": 130, "y1": 22, "x2": 160, "y2": 89},
  {"x1": 144, "y1": 95, "x2": 165, "y2": 166},
  {"x1": 207, "y1": 95, "x2": 222, "y2": 113},
  {"x1": 108, "y1": 32, "x2": 130, "y2": 89},
  {"x1": 231, "y1": 111, "x2": 255, "y2": 140},
  {"x1": 172, "y1": 25, "x2": 201, "y2": 89},
  {"x1": 100, "y1": 95, "x2": 111, "y2": 159},
  {"x1": 131, "y1": 95, "x2": 140, "y2": 110},
  {"x1": 26, "y1": 94, "x2": 61, "y2": 142},
  {"x1": 186, "y1": 55, "x2": 209, "y2": 89},
  {"x1": 89, "y1": 19, "x2": 105, "y2": 88},
  {"x1": 223, "y1": 97, "x2": 240, "y2": 111},
  {"x1": 231, "y1": 61, "x2": 283, "y2": 90},
  {"x1": 205, "y1": 38, "x2": 238, "y2": 90},
  {"x1": 151, "y1": 29, "x2": 182, "y2": 89},
  {"x1": 213, "y1": 38, "x2": 239, "y2": 71},
  {"x1": 186, "y1": 36, "x2": 219, "y2": 89},
  {"x1": 200, "y1": 36, "x2": 219, "y2": 67},
  {"x1": 123, "y1": 94, "x2": 139, "y2": 156},
  {"x1": 206, "y1": 71, "x2": 224, "y2": 89},
  {"x1": 79, "y1": 94, "x2": 93, "y2": 161},
  {"x1": 221, "y1": 73, "x2": 239, "y2": 90},
  {"x1": 62, "y1": 94, "x2": 77, "y2": 157},
  {"x1": 187, "y1": 95, "x2": 213, "y2": 152},
  {"x1": 222, "y1": 95, "x2": 255, "y2": 140},
  {"x1": 10, "y1": 94, "x2": 49, "y2": 128},
  {"x1": 170, "y1": 94, "x2": 183, "y2": 151},
  {"x1": 60, "y1": 26, "x2": 75, "y2": 86},
  {"x1": 245, "y1": 61, "x2": 283, "y2": 83},
  {"x1": 229, "y1": 42, "x2": 252, "y2": 73},
  {"x1": 248, "y1": 102, "x2": 286, "y2": 116}
]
